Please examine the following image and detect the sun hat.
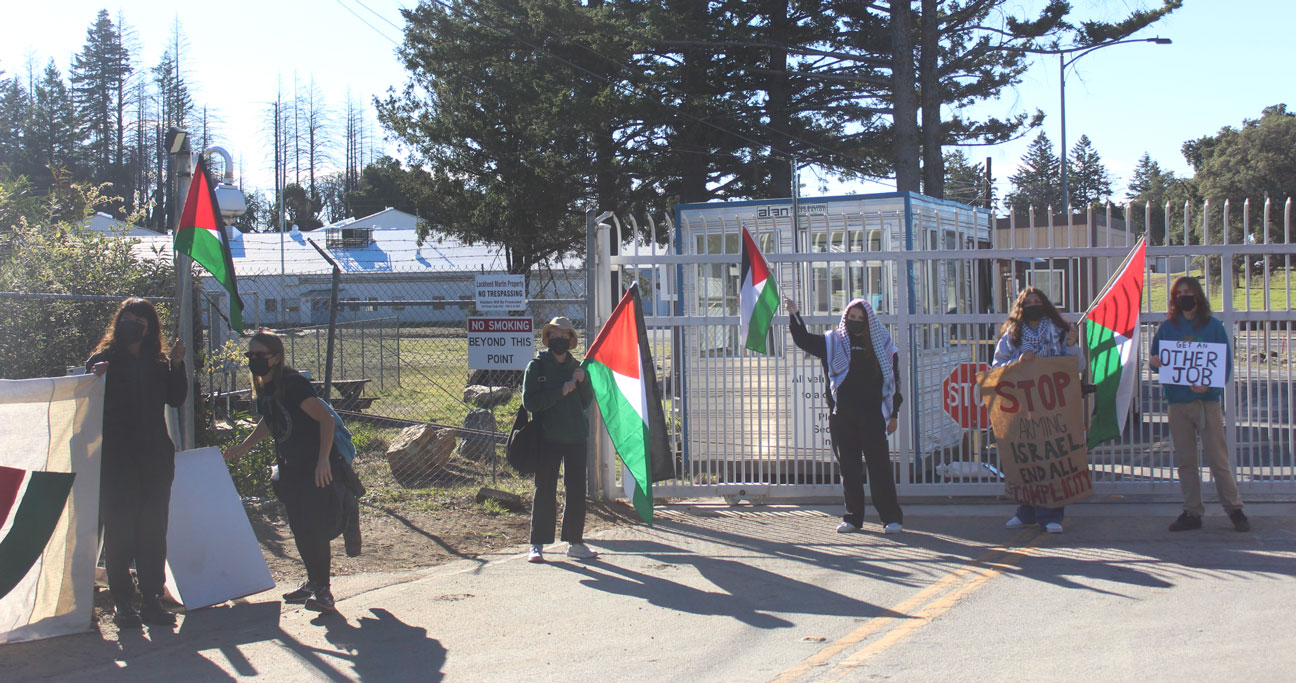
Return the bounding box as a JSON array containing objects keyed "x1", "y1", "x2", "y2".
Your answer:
[{"x1": 540, "y1": 316, "x2": 578, "y2": 344}]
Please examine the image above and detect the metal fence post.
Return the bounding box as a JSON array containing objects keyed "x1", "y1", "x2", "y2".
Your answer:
[
  {"x1": 172, "y1": 142, "x2": 196, "y2": 451},
  {"x1": 307, "y1": 239, "x2": 341, "y2": 400}
]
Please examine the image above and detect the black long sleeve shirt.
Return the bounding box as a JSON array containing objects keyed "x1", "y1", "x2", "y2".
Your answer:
[{"x1": 788, "y1": 313, "x2": 902, "y2": 417}]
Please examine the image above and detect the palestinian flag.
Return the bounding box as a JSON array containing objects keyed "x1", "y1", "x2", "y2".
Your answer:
[
  {"x1": 175, "y1": 155, "x2": 244, "y2": 332},
  {"x1": 582, "y1": 283, "x2": 675, "y2": 524},
  {"x1": 1, "y1": 375, "x2": 103, "y2": 644},
  {"x1": 739, "y1": 224, "x2": 780, "y2": 353},
  {"x1": 1084, "y1": 236, "x2": 1147, "y2": 447}
]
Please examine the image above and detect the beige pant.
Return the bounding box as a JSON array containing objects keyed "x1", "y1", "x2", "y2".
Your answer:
[{"x1": 1169, "y1": 400, "x2": 1243, "y2": 516}]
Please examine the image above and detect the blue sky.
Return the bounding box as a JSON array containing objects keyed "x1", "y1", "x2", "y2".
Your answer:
[{"x1": 2, "y1": 0, "x2": 1292, "y2": 207}]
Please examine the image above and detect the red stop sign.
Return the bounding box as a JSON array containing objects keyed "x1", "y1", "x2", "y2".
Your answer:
[{"x1": 943, "y1": 362, "x2": 990, "y2": 429}]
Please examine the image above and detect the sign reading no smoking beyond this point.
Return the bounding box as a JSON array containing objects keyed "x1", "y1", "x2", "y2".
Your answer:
[
  {"x1": 943, "y1": 362, "x2": 989, "y2": 429},
  {"x1": 467, "y1": 317, "x2": 533, "y2": 370}
]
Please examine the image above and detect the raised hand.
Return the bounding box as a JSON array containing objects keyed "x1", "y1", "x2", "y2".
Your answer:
[{"x1": 784, "y1": 298, "x2": 799, "y2": 317}]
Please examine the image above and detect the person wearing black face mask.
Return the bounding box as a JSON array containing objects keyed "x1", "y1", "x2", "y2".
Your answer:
[
  {"x1": 86, "y1": 298, "x2": 186, "y2": 629},
  {"x1": 523, "y1": 317, "x2": 596, "y2": 562},
  {"x1": 1150, "y1": 276, "x2": 1248, "y2": 533},
  {"x1": 991, "y1": 287, "x2": 1080, "y2": 534},
  {"x1": 787, "y1": 297, "x2": 905, "y2": 535},
  {"x1": 224, "y1": 331, "x2": 363, "y2": 614}
]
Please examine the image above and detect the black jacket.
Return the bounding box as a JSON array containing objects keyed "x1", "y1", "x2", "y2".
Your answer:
[
  {"x1": 86, "y1": 349, "x2": 186, "y2": 462},
  {"x1": 788, "y1": 313, "x2": 902, "y2": 417}
]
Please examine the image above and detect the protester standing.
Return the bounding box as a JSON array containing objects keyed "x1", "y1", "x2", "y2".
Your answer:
[
  {"x1": 787, "y1": 298, "x2": 904, "y2": 534},
  {"x1": 86, "y1": 298, "x2": 186, "y2": 628},
  {"x1": 1149, "y1": 276, "x2": 1249, "y2": 532},
  {"x1": 991, "y1": 287, "x2": 1081, "y2": 534},
  {"x1": 523, "y1": 317, "x2": 597, "y2": 562},
  {"x1": 224, "y1": 331, "x2": 360, "y2": 613}
]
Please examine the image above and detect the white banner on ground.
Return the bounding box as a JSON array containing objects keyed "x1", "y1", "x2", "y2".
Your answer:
[
  {"x1": 0, "y1": 375, "x2": 104, "y2": 644},
  {"x1": 163, "y1": 448, "x2": 274, "y2": 610}
]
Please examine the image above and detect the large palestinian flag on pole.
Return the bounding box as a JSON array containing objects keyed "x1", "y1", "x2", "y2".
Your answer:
[
  {"x1": 583, "y1": 283, "x2": 675, "y2": 524},
  {"x1": 0, "y1": 375, "x2": 103, "y2": 644},
  {"x1": 739, "y1": 224, "x2": 780, "y2": 353},
  {"x1": 1084, "y1": 236, "x2": 1147, "y2": 447},
  {"x1": 175, "y1": 155, "x2": 244, "y2": 332}
]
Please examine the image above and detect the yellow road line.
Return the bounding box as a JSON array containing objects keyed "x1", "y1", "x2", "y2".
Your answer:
[
  {"x1": 818, "y1": 533, "x2": 1051, "y2": 681},
  {"x1": 770, "y1": 530, "x2": 1045, "y2": 683}
]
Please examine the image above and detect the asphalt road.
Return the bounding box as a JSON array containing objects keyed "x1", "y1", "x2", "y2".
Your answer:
[{"x1": 4, "y1": 501, "x2": 1295, "y2": 682}]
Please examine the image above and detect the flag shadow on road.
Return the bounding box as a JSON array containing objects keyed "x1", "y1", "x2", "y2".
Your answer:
[{"x1": 550, "y1": 539, "x2": 913, "y2": 628}]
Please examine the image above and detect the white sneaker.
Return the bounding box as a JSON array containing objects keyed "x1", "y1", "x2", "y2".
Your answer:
[
  {"x1": 527, "y1": 544, "x2": 544, "y2": 563},
  {"x1": 883, "y1": 522, "x2": 903, "y2": 534},
  {"x1": 1005, "y1": 516, "x2": 1025, "y2": 529},
  {"x1": 566, "y1": 543, "x2": 598, "y2": 560},
  {"x1": 836, "y1": 521, "x2": 860, "y2": 534},
  {"x1": 1044, "y1": 522, "x2": 1063, "y2": 534}
]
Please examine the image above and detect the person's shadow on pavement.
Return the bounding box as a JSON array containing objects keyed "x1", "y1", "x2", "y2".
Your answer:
[{"x1": 314, "y1": 608, "x2": 447, "y2": 681}]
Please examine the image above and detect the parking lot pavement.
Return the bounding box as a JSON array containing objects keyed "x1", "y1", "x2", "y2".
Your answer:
[{"x1": 4, "y1": 501, "x2": 1295, "y2": 682}]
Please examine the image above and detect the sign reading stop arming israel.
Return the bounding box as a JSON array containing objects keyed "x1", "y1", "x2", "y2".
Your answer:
[
  {"x1": 978, "y1": 355, "x2": 1093, "y2": 507},
  {"x1": 1157, "y1": 341, "x2": 1227, "y2": 388},
  {"x1": 468, "y1": 317, "x2": 533, "y2": 370}
]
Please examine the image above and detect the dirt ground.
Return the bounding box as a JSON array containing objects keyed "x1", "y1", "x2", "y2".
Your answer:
[{"x1": 92, "y1": 494, "x2": 638, "y2": 632}]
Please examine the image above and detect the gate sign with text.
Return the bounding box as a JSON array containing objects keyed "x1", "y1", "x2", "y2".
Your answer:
[
  {"x1": 791, "y1": 364, "x2": 832, "y2": 450},
  {"x1": 1157, "y1": 341, "x2": 1228, "y2": 388},
  {"x1": 468, "y1": 317, "x2": 533, "y2": 370},
  {"x1": 475, "y1": 274, "x2": 527, "y2": 311},
  {"x1": 943, "y1": 362, "x2": 989, "y2": 429},
  {"x1": 978, "y1": 355, "x2": 1093, "y2": 507}
]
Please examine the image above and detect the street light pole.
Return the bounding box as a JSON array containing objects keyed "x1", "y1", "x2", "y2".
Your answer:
[{"x1": 1052, "y1": 37, "x2": 1171, "y2": 213}]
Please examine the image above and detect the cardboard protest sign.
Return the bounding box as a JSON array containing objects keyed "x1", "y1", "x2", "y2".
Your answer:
[
  {"x1": 1156, "y1": 341, "x2": 1227, "y2": 388},
  {"x1": 978, "y1": 355, "x2": 1093, "y2": 507}
]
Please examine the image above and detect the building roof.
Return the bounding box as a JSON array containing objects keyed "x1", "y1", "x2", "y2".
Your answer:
[
  {"x1": 83, "y1": 212, "x2": 166, "y2": 238},
  {"x1": 128, "y1": 207, "x2": 582, "y2": 276}
]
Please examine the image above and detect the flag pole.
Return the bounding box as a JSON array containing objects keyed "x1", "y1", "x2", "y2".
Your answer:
[{"x1": 172, "y1": 146, "x2": 196, "y2": 451}]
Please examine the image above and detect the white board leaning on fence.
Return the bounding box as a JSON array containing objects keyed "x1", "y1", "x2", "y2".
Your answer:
[
  {"x1": 1156, "y1": 341, "x2": 1228, "y2": 388},
  {"x1": 163, "y1": 448, "x2": 274, "y2": 610}
]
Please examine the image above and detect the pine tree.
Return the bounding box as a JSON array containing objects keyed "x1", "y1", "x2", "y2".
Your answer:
[
  {"x1": 1006, "y1": 132, "x2": 1061, "y2": 214},
  {"x1": 0, "y1": 77, "x2": 29, "y2": 175},
  {"x1": 1127, "y1": 152, "x2": 1169, "y2": 199},
  {"x1": 26, "y1": 61, "x2": 86, "y2": 191},
  {"x1": 1066, "y1": 134, "x2": 1113, "y2": 209},
  {"x1": 70, "y1": 10, "x2": 131, "y2": 184},
  {"x1": 943, "y1": 150, "x2": 990, "y2": 208}
]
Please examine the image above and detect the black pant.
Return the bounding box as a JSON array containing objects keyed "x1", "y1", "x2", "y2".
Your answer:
[
  {"x1": 830, "y1": 411, "x2": 902, "y2": 526},
  {"x1": 530, "y1": 441, "x2": 587, "y2": 545},
  {"x1": 100, "y1": 456, "x2": 174, "y2": 605},
  {"x1": 273, "y1": 469, "x2": 345, "y2": 586}
]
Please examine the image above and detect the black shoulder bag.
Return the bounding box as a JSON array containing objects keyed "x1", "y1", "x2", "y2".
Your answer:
[{"x1": 506, "y1": 405, "x2": 541, "y2": 475}]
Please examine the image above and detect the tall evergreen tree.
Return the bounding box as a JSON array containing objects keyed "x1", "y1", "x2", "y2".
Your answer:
[
  {"x1": 1126, "y1": 151, "x2": 1175, "y2": 242},
  {"x1": 25, "y1": 61, "x2": 86, "y2": 191},
  {"x1": 70, "y1": 10, "x2": 132, "y2": 186},
  {"x1": 0, "y1": 76, "x2": 29, "y2": 176},
  {"x1": 942, "y1": 149, "x2": 990, "y2": 208},
  {"x1": 1066, "y1": 134, "x2": 1113, "y2": 209},
  {"x1": 1006, "y1": 131, "x2": 1061, "y2": 215}
]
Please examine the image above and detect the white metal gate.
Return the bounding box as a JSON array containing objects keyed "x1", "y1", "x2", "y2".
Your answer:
[{"x1": 588, "y1": 193, "x2": 1296, "y2": 502}]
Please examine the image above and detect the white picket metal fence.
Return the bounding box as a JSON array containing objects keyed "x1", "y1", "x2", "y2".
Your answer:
[{"x1": 587, "y1": 193, "x2": 1296, "y2": 503}]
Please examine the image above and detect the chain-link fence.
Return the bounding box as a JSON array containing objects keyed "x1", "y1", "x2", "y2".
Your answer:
[{"x1": 196, "y1": 230, "x2": 589, "y2": 510}]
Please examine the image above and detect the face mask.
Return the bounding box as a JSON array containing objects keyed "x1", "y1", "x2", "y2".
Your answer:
[
  {"x1": 248, "y1": 357, "x2": 273, "y2": 377},
  {"x1": 844, "y1": 319, "x2": 868, "y2": 337},
  {"x1": 1177, "y1": 295, "x2": 1198, "y2": 312},
  {"x1": 1022, "y1": 305, "x2": 1046, "y2": 322},
  {"x1": 115, "y1": 319, "x2": 144, "y2": 345},
  {"x1": 547, "y1": 337, "x2": 571, "y2": 355}
]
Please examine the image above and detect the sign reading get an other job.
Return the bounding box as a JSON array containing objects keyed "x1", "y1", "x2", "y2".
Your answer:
[
  {"x1": 1157, "y1": 341, "x2": 1228, "y2": 388},
  {"x1": 475, "y1": 274, "x2": 526, "y2": 311},
  {"x1": 468, "y1": 317, "x2": 533, "y2": 370}
]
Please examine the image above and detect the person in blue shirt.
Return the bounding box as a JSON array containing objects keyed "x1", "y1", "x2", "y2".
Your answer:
[
  {"x1": 1149, "y1": 276, "x2": 1249, "y2": 532},
  {"x1": 991, "y1": 287, "x2": 1080, "y2": 534}
]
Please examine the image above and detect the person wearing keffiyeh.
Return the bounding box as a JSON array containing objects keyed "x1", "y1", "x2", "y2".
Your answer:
[
  {"x1": 787, "y1": 297, "x2": 905, "y2": 534},
  {"x1": 991, "y1": 287, "x2": 1080, "y2": 534}
]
